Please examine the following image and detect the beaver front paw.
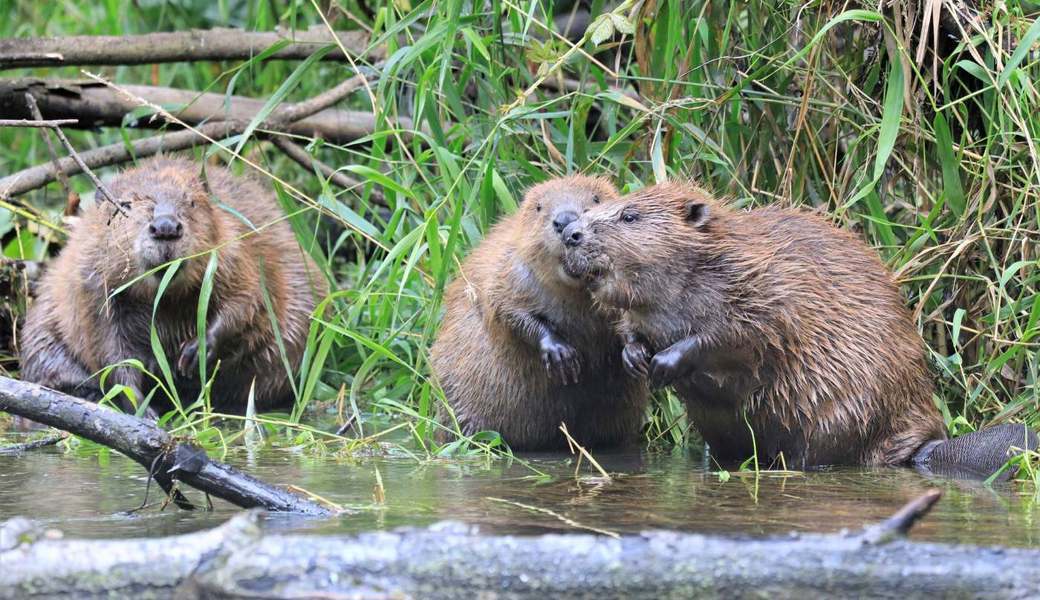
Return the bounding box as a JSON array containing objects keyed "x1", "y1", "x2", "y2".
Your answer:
[
  {"x1": 540, "y1": 337, "x2": 581, "y2": 385},
  {"x1": 649, "y1": 347, "x2": 692, "y2": 389},
  {"x1": 622, "y1": 341, "x2": 650, "y2": 379},
  {"x1": 176, "y1": 335, "x2": 217, "y2": 377}
]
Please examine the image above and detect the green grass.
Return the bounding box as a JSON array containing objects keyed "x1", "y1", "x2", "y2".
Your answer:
[{"x1": 0, "y1": 0, "x2": 1038, "y2": 478}]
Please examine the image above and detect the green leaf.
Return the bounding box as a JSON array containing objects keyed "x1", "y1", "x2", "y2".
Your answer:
[
  {"x1": 847, "y1": 55, "x2": 904, "y2": 207},
  {"x1": 195, "y1": 251, "x2": 219, "y2": 384},
  {"x1": 872, "y1": 57, "x2": 904, "y2": 181},
  {"x1": 590, "y1": 14, "x2": 615, "y2": 46},
  {"x1": 933, "y1": 112, "x2": 965, "y2": 218},
  {"x1": 951, "y1": 308, "x2": 966, "y2": 348},
  {"x1": 342, "y1": 165, "x2": 417, "y2": 200},
  {"x1": 149, "y1": 259, "x2": 184, "y2": 409},
  {"x1": 609, "y1": 13, "x2": 635, "y2": 35},
  {"x1": 232, "y1": 44, "x2": 335, "y2": 157},
  {"x1": 998, "y1": 16, "x2": 1040, "y2": 88},
  {"x1": 461, "y1": 27, "x2": 491, "y2": 62}
]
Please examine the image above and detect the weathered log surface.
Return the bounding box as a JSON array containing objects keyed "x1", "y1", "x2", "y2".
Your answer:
[
  {"x1": 0, "y1": 70, "x2": 391, "y2": 200},
  {"x1": 3, "y1": 496, "x2": 1040, "y2": 600},
  {"x1": 0, "y1": 376, "x2": 330, "y2": 515},
  {"x1": 0, "y1": 27, "x2": 381, "y2": 70},
  {"x1": 0, "y1": 78, "x2": 396, "y2": 144}
]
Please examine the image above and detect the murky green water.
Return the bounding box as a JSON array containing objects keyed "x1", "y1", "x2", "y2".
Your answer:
[{"x1": 2, "y1": 435, "x2": 1038, "y2": 546}]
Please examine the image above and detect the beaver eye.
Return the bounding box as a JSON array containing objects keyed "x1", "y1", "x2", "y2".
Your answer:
[
  {"x1": 592, "y1": 194, "x2": 600, "y2": 204},
  {"x1": 536, "y1": 203, "x2": 542, "y2": 213},
  {"x1": 621, "y1": 210, "x2": 639, "y2": 224}
]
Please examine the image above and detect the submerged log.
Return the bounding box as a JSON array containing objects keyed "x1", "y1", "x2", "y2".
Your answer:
[
  {"x1": 3, "y1": 491, "x2": 1040, "y2": 599},
  {"x1": 0, "y1": 376, "x2": 330, "y2": 515}
]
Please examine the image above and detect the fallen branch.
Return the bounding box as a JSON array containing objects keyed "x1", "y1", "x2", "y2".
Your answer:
[
  {"x1": 0, "y1": 376, "x2": 331, "y2": 516},
  {"x1": 0, "y1": 27, "x2": 381, "y2": 70},
  {"x1": 0, "y1": 433, "x2": 65, "y2": 455},
  {"x1": 268, "y1": 135, "x2": 385, "y2": 203},
  {"x1": 23, "y1": 93, "x2": 126, "y2": 216},
  {"x1": 0, "y1": 70, "x2": 393, "y2": 200},
  {"x1": 5, "y1": 490, "x2": 1040, "y2": 598},
  {"x1": 0, "y1": 77, "x2": 394, "y2": 145},
  {"x1": 0, "y1": 118, "x2": 78, "y2": 128},
  {"x1": 0, "y1": 121, "x2": 238, "y2": 200},
  {"x1": 22, "y1": 93, "x2": 76, "y2": 210}
]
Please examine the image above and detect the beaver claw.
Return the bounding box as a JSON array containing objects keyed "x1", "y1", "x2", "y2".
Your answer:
[
  {"x1": 649, "y1": 347, "x2": 691, "y2": 389},
  {"x1": 176, "y1": 336, "x2": 216, "y2": 377},
  {"x1": 540, "y1": 337, "x2": 581, "y2": 385},
  {"x1": 622, "y1": 341, "x2": 650, "y2": 379}
]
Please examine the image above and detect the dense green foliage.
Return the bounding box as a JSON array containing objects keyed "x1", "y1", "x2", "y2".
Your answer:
[{"x1": 0, "y1": 1, "x2": 1037, "y2": 468}]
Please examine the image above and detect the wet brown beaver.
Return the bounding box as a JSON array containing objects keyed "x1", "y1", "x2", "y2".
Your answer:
[
  {"x1": 560, "y1": 182, "x2": 951, "y2": 467},
  {"x1": 430, "y1": 176, "x2": 648, "y2": 450},
  {"x1": 21, "y1": 156, "x2": 328, "y2": 415}
]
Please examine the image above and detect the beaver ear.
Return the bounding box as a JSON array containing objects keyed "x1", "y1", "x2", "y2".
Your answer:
[{"x1": 684, "y1": 200, "x2": 710, "y2": 228}]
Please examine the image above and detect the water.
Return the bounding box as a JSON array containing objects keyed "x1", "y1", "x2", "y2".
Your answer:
[{"x1": 1, "y1": 438, "x2": 1038, "y2": 546}]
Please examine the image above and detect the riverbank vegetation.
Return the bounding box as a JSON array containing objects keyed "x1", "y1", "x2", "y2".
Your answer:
[{"x1": 0, "y1": 1, "x2": 1037, "y2": 481}]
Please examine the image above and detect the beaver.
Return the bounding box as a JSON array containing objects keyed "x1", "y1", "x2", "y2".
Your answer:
[
  {"x1": 430, "y1": 175, "x2": 648, "y2": 451},
  {"x1": 20, "y1": 156, "x2": 328, "y2": 415},
  {"x1": 560, "y1": 181, "x2": 1038, "y2": 472}
]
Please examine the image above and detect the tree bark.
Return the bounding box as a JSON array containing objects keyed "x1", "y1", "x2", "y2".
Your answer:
[
  {"x1": 0, "y1": 70, "x2": 396, "y2": 200},
  {"x1": 3, "y1": 492, "x2": 1040, "y2": 599},
  {"x1": 0, "y1": 377, "x2": 331, "y2": 516},
  {"x1": 0, "y1": 78, "x2": 398, "y2": 144},
  {"x1": 0, "y1": 27, "x2": 381, "y2": 70}
]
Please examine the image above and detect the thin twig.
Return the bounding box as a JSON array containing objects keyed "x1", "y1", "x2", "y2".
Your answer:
[
  {"x1": 80, "y1": 71, "x2": 394, "y2": 255},
  {"x1": 23, "y1": 94, "x2": 76, "y2": 211},
  {"x1": 268, "y1": 134, "x2": 385, "y2": 204},
  {"x1": 22, "y1": 93, "x2": 126, "y2": 216},
  {"x1": 0, "y1": 118, "x2": 78, "y2": 128},
  {"x1": 0, "y1": 121, "x2": 239, "y2": 200},
  {"x1": 559, "y1": 422, "x2": 612, "y2": 481},
  {"x1": 273, "y1": 64, "x2": 382, "y2": 125},
  {"x1": 0, "y1": 433, "x2": 67, "y2": 455},
  {"x1": 0, "y1": 65, "x2": 383, "y2": 200},
  {"x1": 486, "y1": 497, "x2": 620, "y2": 538}
]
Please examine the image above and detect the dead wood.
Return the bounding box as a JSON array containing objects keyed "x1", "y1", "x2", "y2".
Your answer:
[
  {"x1": 0, "y1": 376, "x2": 332, "y2": 516},
  {"x1": 0, "y1": 27, "x2": 382, "y2": 70},
  {"x1": 0, "y1": 77, "x2": 394, "y2": 145},
  {"x1": 5, "y1": 490, "x2": 1040, "y2": 599}
]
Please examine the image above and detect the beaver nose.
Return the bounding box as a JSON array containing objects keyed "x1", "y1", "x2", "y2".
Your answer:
[
  {"x1": 562, "y1": 222, "x2": 584, "y2": 247},
  {"x1": 149, "y1": 215, "x2": 183, "y2": 240},
  {"x1": 552, "y1": 211, "x2": 578, "y2": 234}
]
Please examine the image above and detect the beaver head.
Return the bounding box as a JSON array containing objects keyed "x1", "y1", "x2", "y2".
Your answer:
[
  {"x1": 97, "y1": 160, "x2": 222, "y2": 296},
  {"x1": 560, "y1": 182, "x2": 717, "y2": 309},
  {"x1": 515, "y1": 175, "x2": 620, "y2": 289}
]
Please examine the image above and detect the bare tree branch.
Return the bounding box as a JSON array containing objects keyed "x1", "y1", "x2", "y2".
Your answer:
[
  {"x1": 268, "y1": 135, "x2": 386, "y2": 204},
  {"x1": 22, "y1": 94, "x2": 76, "y2": 208},
  {"x1": 0, "y1": 27, "x2": 381, "y2": 70},
  {"x1": 0, "y1": 121, "x2": 239, "y2": 199},
  {"x1": 0, "y1": 376, "x2": 332, "y2": 515},
  {"x1": 0, "y1": 118, "x2": 78, "y2": 128},
  {"x1": 22, "y1": 93, "x2": 126, "y2": 215},
  {"x1": 0, "y1": 77, "x2": 397, "y2": 145},
  {"x1": 0, "y1": 69, "x2": 398, "y2": 200}
]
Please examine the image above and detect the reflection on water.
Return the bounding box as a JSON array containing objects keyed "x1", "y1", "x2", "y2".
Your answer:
[{"x1": 1, "y1": 440, "x2": 1037, "y2": 546}]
